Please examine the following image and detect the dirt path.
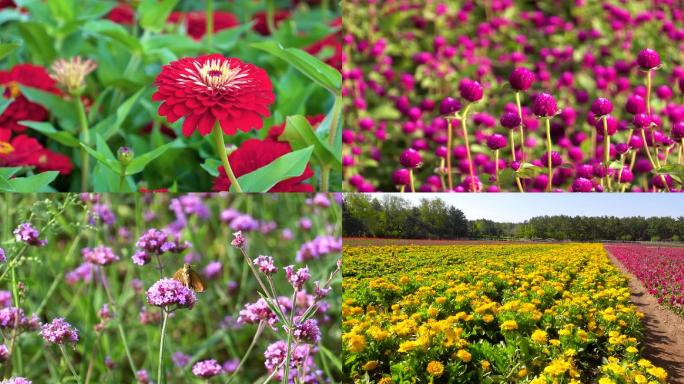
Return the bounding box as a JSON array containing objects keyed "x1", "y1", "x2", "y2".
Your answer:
[{"x1": 607, "y1": 251, "x2": 684, "y2": 384}]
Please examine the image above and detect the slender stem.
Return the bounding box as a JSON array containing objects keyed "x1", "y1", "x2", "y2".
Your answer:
[
  {"x1": 545, "y1": 118, "x2": 552, "y2": 192},
  {"x1": 680, "y1": 139, "x2": 683, "y2": 164},
  {"x1": 509, "y1": 129, "x2": 523, "y2": 192},
  {"x1": 494, "y1": 150, "x2": 500, "y2": 190},
  {"x1": 266, "y1": 0, "x2": 276, "y2": 35},
  {"x1": 75, "y1": 97, "x2": 90, "y2": 192},
  {"x1": 59, "y1": 345, "x2": 79, "y2": 380},
  {"x1": 206, "y1": 0, "x2": 214, "y2": 49},
  {"x1": 157, "y1": 310, "x2": 170, "y2": 384},
  {"x1": 408, "y1": 169, "x2": 415, "y2": 193},
  {"x1": 646, "y1": 69, "x2": 659, "y2": 161},
  {"x1": 225, "y1": 322, "x2": 266, "y2": 384},
  {"x1": 320, "y1": 167, "x2": 330, "y2": 192},
  {"x1": 99, "y1": 269, "x2": 137, "y2": 375},
  {"x1": 399, "y1": 185, "x2": 405, "y2": 193},
  {"x1": 603, "y1": 116, "x2": 611, "y2": 192},
  {"x1": 118, "y1": 165, "x2": 127, "y2": 192},
  {"x1": 641, "y1": 129, "x2": 670, "y2": 191},
  {"x1": 211, "y1": 123, "x2": 242, "y2": 192},
  {"x1": 329, "y1": 94, "x2": 342, "y2": 147},
  {"x1": 461, "y1": 104, "x2": 475, "y2": 192},
  {"x1": 282, "y1": 289, "x2": 298, "y2": 384},
  {"x1": 515, "y1": 92, "x2": 525, "y2": 162},
  {"x1": 439, "y1": 158, "x2": 446, "y2": 191},
  {"x1": 446, "y1": 118, "x2": 453, "y2": 190}
]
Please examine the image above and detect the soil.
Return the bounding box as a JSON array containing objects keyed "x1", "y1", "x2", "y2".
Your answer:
[{"x1": 607, "y1": 251, "x2": 684, "y2": 384}]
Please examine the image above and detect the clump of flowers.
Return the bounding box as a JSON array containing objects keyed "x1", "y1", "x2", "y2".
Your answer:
[
  {"x1": 192, "y1": 359, "x2": 223, "y2": 378},
  {"x1": 145, "y1": 278, "x2": 196, "y2": 310},
  {"x1": 40, "y1": 318, "x2": 79, "y2": 345},
  {"x1": 82, "y1": 246, "x2": 119, "y2": 266},
  {"x1": 13, "y1": 223, "x2": 46, "y2": 247}
]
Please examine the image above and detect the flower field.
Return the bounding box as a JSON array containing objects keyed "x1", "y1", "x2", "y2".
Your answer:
[
  {"x1": 0, "y1": 0, "x2": 341, "y2": 192},
  {"x1": 342, "y1": 243, "x2": 669, "y2": 383},
  {"x1": 343, "y1": 1, "x2": 684, "y2": 192},
  {"x1": 606, "y1": 244, "x2": 684, "y2": 316},
  {"x1": 0, "y1": 193, "x2": 341, "y2": 383}
]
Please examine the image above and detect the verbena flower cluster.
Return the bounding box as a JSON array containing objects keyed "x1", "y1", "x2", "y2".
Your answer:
[
  {"x1": 145, "y1": 278, "x2": 196, "y2": 310},
  {"x1": 39, "y1": 318, "x2": 79, "y2": 345}
]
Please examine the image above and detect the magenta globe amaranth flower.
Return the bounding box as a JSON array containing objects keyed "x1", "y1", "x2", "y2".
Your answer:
[
  {"x1": 625, "y1": 94, "x2": 646, "y2": 115},
  {"x1": 571, "y1": 178, "x2": 593, "y2": 192},
  {"x1": 439, "y1": 97, "x2": 461, "y2": 115},
  {"x1": 590, "y1": 98, "x2": 613, "y2": 117},
  {"x1": 637, "y1": 48, "x2": 661, "y2": 70},
  {"x1": 499, "y1": 111, "x2": 521, "y2": 129},
  {"x1": 632, "y1": 113, "x2": 651, "y2": 129},
  {"x1": 192, "y1": 359, "x2": 223, "y2": 378},
  {"x1": 146, "y1": 278, "x2": 196, "y2": 309},
  {"x1": 509, "y1": 67, "x2": 535, "y2": 91},
  {"x1": 40, "y1": 318, "x2": 79, "y2": 345},
  {"x1": 672, "y1": 122, "x2": 684, "y2": 140},
  {"x1": 486, "y1": 134, "x2": 507, "y2": 150},
  {"x1": 392, "y1": 168, "x2": 410, "y2": 187},
  {"x1": 540, "y1": 151, "x2": 562, "y2": 167},
  {"x1": 458, "y1": 79, "x2": 483, "y2": 102},
  {"x1": 399, "y1": 148, "x2": 422, "y2": 169},
  {"x1": 532, "y1": 93, "x2": 558, "y2": 117}
]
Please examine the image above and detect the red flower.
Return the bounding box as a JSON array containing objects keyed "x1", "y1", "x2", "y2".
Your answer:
[
  {"x1": 107, "y1": 3, "x2": 134, "y2": 25},
  {"x1": 252, "y1": 10, "x2": 290, "y2": 36},
  {"x1": 152, "y1": 54, "x2": 275, "y2": 137},
  {"x1": 305, "y1": 18, "x2": 342, "y2": 70},
  {"x1": 212, "y1": 139, "x2": 314, "y2": 192},
  {"x1": 34, "y1": 149, "x2": 74, "y2": 175},
  {"x1": 168, "y1": 11, "x2": 239, "y2": 40},
  {"x1": 267, "y1": 114, "x2": 326, "y2": 141},
  {"x1": 0, "y1": 130, "x2": 73, "y2": 174},
  {"x1": 0, "y1": 64, "x2": 59, "y2": 133}
]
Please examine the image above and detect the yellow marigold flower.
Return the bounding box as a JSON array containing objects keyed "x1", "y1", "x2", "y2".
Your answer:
[
  {"x1": 345, "y1": 334, "x2": 366, "y2": 353},
  {"x1": 427, "y1": 307, "x2": 438, "y2": 318},
  {"x1": 518, "y1": 367, "x2": 528, "y2": 377},
  {"x1": 483, "y1": 314, "x2": 494, "y2": 323},
  {"x1": 550, "y1": 339, "x2": 561, "y2": 346},
  {"x1": 481, "y1": 360, "x2": 491, "y2": 372},
  {"x1": 399, "y1": 276, "x2": 410, "y2": 285},
  {"x1": 427, "y1": 361, "x2": 444, "y2": 377},
  {"x1": 647, "y1": 366, "x2": 667, "y2": 381},
  {"x1": 626, "y1": 346, "x2": 638, "y2": 354},
  {"x1": 378, "y1": 378, "x2": 392, "y2": 384},
  {"x1": 362, "y1": 361, "x2": 379, "y2": 371},
  {"x1": 456, "y1": 349, "x2": 471, "y2": 362},
  {"x1": 436, "y1": 297, "x2": 447, "y2": 305},
  {"x1": 544, "y1": 359, "x2": 571, "y2": 377},
  {"x1": 367, "y1": 326, "x2": 389, "y2": 341},
  {"x1": 638, "y1": 359, "x2": 653, "y2": 368},
  {"x1": 599, "y1": 378, "x2": 616, "y2": 384},
  {"x1": 531, "y1": 329, "x2": 548, "y2": 343},
  {"x1": 500, "y1": 320, "x2": 518, "y2": 331},
  {"x1": 634, "y1": 374, "x2": 647, "y2": 384}
]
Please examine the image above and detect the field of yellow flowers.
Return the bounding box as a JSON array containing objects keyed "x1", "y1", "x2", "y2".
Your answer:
[{"x1": 342, "y1": 243, "x2": 669, "y2": 383}]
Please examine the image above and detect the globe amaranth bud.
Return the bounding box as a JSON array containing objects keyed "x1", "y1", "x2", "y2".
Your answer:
[
  {"x1": 590, "y1": 97, "x2": 613, "y2": 117},
  {"x1": 117, "y1": 147, "x2": 134, "y2": 166},
  {"x1": 399, "y1": 148, "x2": 422, "y2": 169},
  {"x1": 532, "y1": 93, "x2": 558, "y2": 117},
  {"x1": 636, "y1": 48, "x2": 660, "y2": 70},
  {"x1": 508, "y1": 67, "x2": 535, "y2": 91},
  {"x1": 439, "y1": 97, "x2": 461, "y2": 115},
  {"x1": 458, "y1": 79, "x2": 483, "y2": 103},
  {"x1": 499, "y1": 111, "x2": 521, "y2": 129},
  {"x1": 486, "y1": 134, "x2": 507, "y2": 150}
]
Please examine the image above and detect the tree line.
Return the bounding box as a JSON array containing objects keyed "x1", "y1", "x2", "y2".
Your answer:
[{"x1": 343, "y1": 194, "x2": 684, "y2": 242}]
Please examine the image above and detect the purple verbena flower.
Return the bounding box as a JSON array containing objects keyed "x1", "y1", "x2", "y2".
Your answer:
[
  {"x1": 40, "y1": 318, "x2": 79, "y2": 345},
  {"x1": 296, "y1": 236, "x2": 342, "y2": 262},
  {"x1": 82, "y1": 246, "x2": 119, "y2": 266},
  {"x1": 285, "y1": 266, "x2": 310, "y2": 290},
  {"x1": 13, "y1": 223, "x2": 46, "y2": 247},
  {"x1": 192, "y1": 359, "x2": 223, "y2": 378},
  {"x1": 292, "y1": 319, "x2": 321, "y2": 344},
  {"x1": 231, "y1": 231, "x2": 246, "y2": 248},
  {"x1": 254, "y1": 256, "x2": 278, "y2": 275},
  {"x1": 172, "y1": 352, "x2": 191, "y2": 367},
  {"x1": 203, "y1": 261, "x2": 223, "y2": 279},
  {"x1": 146, "y1": 278, "x2": 196, "y2": 309}
]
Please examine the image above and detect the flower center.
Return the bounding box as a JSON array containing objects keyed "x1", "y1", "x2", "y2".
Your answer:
[
  {"x1": 182, "y1": 59, "x2": 250, "y2": 91},
  {"x1": 0, "y1": 141, "x2": 14, "y2": 155},
  {"x1": 7, "y1": 81, "x2": 20, "y2": 99}
]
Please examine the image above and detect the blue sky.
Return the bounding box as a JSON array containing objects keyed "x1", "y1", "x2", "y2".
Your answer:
[{"x1": 374, "y1": 193, "x2": 684, "y2": 222}]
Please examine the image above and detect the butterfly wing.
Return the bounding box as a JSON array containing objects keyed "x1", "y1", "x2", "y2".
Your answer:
[
  {"x1": 188, "y1": 269, "x2": 207, "y2": 292},
  {"x1": 172, "y1": 267, "x2": 188, "y2": 287}
]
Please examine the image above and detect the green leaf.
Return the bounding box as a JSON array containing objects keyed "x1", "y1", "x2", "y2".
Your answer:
[
  {"x1": 20, "y1": 86, "x2": 77, "y2": 129},
  {"x1": 0, "y1": 97, "x2": 10, "y2": 116},
  {"x1": 608, "y1": 160, "x2": 624, "y2": 170},
  {"x1": 232, "y1": 146, "x2": 314, "y2": 192},
  {"x1": 142, "y1": 34, "x2": 202, "y2": 56},
  {"x1": 0, "y1": 167, "x2": 21, "y2": 179},
  {"x1": 17, "y1": 22, "x2": 56, "y2": 65},
  {"x1": 91, "y1": 87, "x2": 146, "y2": 140},
  {"x1": 82, "y1": 20, "x2": 142, "y2": 53},
  {"x1": 281, "y1": 115, "x2": 340, "y2": 168},
  {"x1": 203, "y1": 22, "x2": 254, "y2": 51},
  {"x1": 314, "y1": 96, "x2": 342, "y2": 157},
  {"x1": 138, "y1": 0, "x2": 178, "y2": 33},
  {"x1": 80, "y1": 136, "x2": 122, "y2": 174},
  {"x1": 0, "y1": 43, "x2": 19, "y2": 61},
  {"x1": 251, "y1": 41, "x2": 341, "y2": 94},
  {"x1": 47, "y1": 0, "x2": 75, "y2": 22},
  {"x1": 200, "y1": 158, "x2": 221, "y2": 177},
  {"x1": 19, "y1": 121, "x2": 80, "y2": 147},
  {"x1": 125, "y1": 140, "x2": 183, "y2": 175},
  {"x1": 0, "y1": 174, "x2": 15, "y2": 192},
  {"x1": 516, "y1": 163, "x2": 541, "y2": 179},
  {"x1": 5, "y1": 171, "x2": 58, "y2": 192}
]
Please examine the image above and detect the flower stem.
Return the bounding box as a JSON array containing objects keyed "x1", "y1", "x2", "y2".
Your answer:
[
  {"x1": 439, "y1": 158, "x2": 446, "y2": 191},
  {"x1": 494, "y1": 149, "x2": 501, "y2": 190},
  {"x1": 679, "y1": 139, "x2": 683, "y2": 164},
  {"x1": 320, "y1": 167, "x2": 330, "y2": 192},
  {"x1": 408, "y1": 169, "x2": 415, "y2": 193},
  {"x1": 603, "y1": 116, "x2": 611, "y2": 192},
  {"x1": 225, "y1": 321, "x2": 265, "y2": 384},
  {"x1": 282, "y1": 289, "x2": 298, "y2": 384},
  {"x1": 99, "y1": 269, "x2": 137, "y2": 376},
  {"x1": 59, "y1": 345, "x2": 79, "y2": 380},
  {"x1": 211, "y1": 122, "x2": 242, "y2": 192},
  {"x1": 461, "y1": 104, "x2": 475, "y2": 192},
  {"x1": 515, "y1": 91, "x2": 525, "y2": 162},
  {"x1": 157, "y1": 310, "x2": 169, "y2": 384},
  {"x1": 446, "y1": 117, "x2": 453, "y2": 190},
  {"x1": 75, "y1": 97, "x2": 90, "y2": 192},
  {"x1": 266, "y1": 0, "x2": 276, "y2": 35},
  {"x1": 206, "y1": 0, "x2": 214, "y2": 49},
  {"x1": 118, "y1": 165, "x2": 127, "y2": 192},
  {"x1": 545, "y1": 118, "x2": 552, "y2": 192}
]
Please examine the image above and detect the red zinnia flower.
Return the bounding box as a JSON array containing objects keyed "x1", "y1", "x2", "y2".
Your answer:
[
  {"x1": 168, "y1": 11, "x2": 239, "y2": 40},
  {"x1": 152, "y1": 54, "x2": 275, "y2": 137},
  {"x1": 252, "y1": 10, "x2": 290, "y2": 35},
  {"x1": 0, "y1": 130, "x2": 73, "y2": 174},
  {"x1": 0, "y1": 64, "x2": 59, "y2": 133},
  {"x1": 107, "y1": 2, "x2": 134, "y2": 25},
  {"x1": 212, "y1": 139, "x2": 314, "y2": 192},
  {"x1": 305, "y1": 18, "x2": 342, "y2": 70},
  {"x1": 34, "y1": 149, "x2": 73, "y2": 175},
  {"x1": 267, "y1": 114, "x2": 326, "y2": 141}
]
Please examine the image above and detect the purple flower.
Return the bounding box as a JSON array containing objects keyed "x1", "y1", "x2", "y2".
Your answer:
[
  {"x1": 104, "y1": 356, "x2": 116, "y2": 369},
  {"x1": 590, "y1": 98, "x2": 613, "y2": 117},
  {"x1": 146, "y1": 278, "x2": 196, "y2": 309},
  {"x1": 65, "y1": 263, "x2": 94, "y2": 285},
  {"x1": 231, "y1": 231, "x2": 246, "y2": 248},
  {"x1": 0, "y1": 377, "x2": 32, "y2": 384},
  {"x1": 90, "y1": 203, "x2": 116, "y2": 226},
  {"x1": 509, "y1": 67, "x2": 535, "y2": 91},
  {"x1": 131, "y1": 251, "x2": 151, "y2": 266},
  {"x1": 229, "y1": 214, "x2": 259, "y2": 231},
  {"x1": 672, "y1": 122, "x2": 684, "y2": 140},
  {"x1": 0, "y1": 291, "x2": 11, "y2": 308},
  {"x1": 172, "y1": 352, "x2": 191, "y2": 367},
  {"x1": 633, "y1": 113, "x2": 651, "y2": 129},
  {"x1": 399, "y1": 148, "x2": 422, "y2": 168},
  {"x1": 571, "y1": 178, "x2": 594, "y2": 192},
  {"x1": 13, "y1": 224, "x2": 46, "y2": 247},
  {"x1": 311, "y1": 194, "x2": 330, "y2": 208},
  {"x1": 285, "y1": 266, "x2": 310, "y2": 290},
  {"x1": 281, "y1": 228, "x2": 293, "y2": 241},
  {"x1": 296, "y1": 236, "x2": 342, "y2": 263},
  {"x1": 540, "y1": 151, "x2": 563, "y2": 167},
  {"x1": 314, "y1": 281, "x2": 332, "y2": 299},
  {"x1": 459, "y1": 79, "x2": 483, "y2": 102},
  {"x1": 292, "y1": 319, "x2": 321, "y2": 343},
  {"x1": 254, "y1": 256, "x2": 278, "y2": 275},
  {"x1": 532, "y1": 93, "x2": 558, "y2": 117},
  {"x1": 499, "y1": 111, "x2": 521, "y2": 129},
  {"x1": 299, "y1": 218, "x2": 313, "y2": 231},
  {"x1": 486, "y1": 134, "x2": 507, "y2": 150},
  {"x1": 0, "y1": 344, "x2": 9, "y2": 362},
  {"x1": 439, "y1": 97, "x2": 461, "y2": 115},
  {"x1": 203, "y1": 261, "x2": 223, "y2": 279},
  {"x1": 135, "y1": 370, "x2": 150, "y2": 384},
  {"x1": 237, "y1": 299, "x2": 278, "y2": 326},
  {"x1": 0, "y1": 307, "x2": 28, "y2": 329},
  {"x1": 222, "y1": 358, "x2": 239, "y2": 374},
  {"x1": 0, "y1": 248, "x2": 5, "y2": 263},
  {"x1": 98, "y1": 304, "x2": 112, "y2": 321},
  {"x1": 264, "y1": 341, "x2": 321, "y2": 381},
  {"x1": 637, "y1": 48, "x2": 660, "y2": 70},
  {"x1": 625, "y1": 94, "x2": 646, "y2": 115},
  {"x1": 82, "y1": 246, "x2": 119, "y2": 266},
  {"x1": 220, "y1": 208, "x2": 240, "y2": 223},
  {"x1": 392, "y1": 169, "x2": 411, "y2": 187},
  {"x1": 160, "y1": 233, "x2": 191, "y2": 254},
  {"x1": 136, "y1": 229, "x2": 169, "y2": 254},
  {"x1": 40, "y1": 318, "x2": 79, "y2": 345},
  {"x1": 192, "y1": 359, "x2": 223, "y2": 378}
]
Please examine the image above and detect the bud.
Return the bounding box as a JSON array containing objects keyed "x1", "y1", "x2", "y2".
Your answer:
[
  {"x1": 50, "y1": 57, "x2": 97, "y2": 95},
  {"x1": 117, "y1": 147, "x2": 134, "y2": 166}
]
